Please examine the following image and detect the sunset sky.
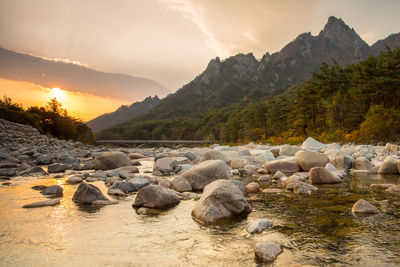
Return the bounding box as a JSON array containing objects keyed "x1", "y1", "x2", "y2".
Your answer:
[{"x1": 1, "y1": 0, "x2": 400, "y2": 120}]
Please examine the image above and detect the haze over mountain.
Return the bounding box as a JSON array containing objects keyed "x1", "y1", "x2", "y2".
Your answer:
[
  {"x1": 0, "y1": 47, "x2": 170, "y2": 102},
  {"x1": 87, "y1": 96, "x2": 160, "y2": 132},
  {"x1": 98, "y1": 16, "x2": 400, "y2": 138}
]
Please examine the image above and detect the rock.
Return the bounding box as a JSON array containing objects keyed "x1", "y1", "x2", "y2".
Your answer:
[
  {"x1": 272, "y1": 171, "x2": 285, "y2": 180},
  {"x1": 377, "y1": 156, "x2": 398, "y2": 174},
  {"x1": 94, "y1": 152, "x2": 131, "y2": 170},
  {"x1": 279, "y1": 145, "x2": 301, "y2": 156},
  {"x1": 114, "y1": 166, "x2": 139, "y2": 173},
  {"x1": 254, "y1": 242, "x2": 282, "y2": 262},
  {"x1": 256, "y1": 151, "x2": 276, "y2": 164},
  {"x1": 289, "y1": 181, "x2": 317, "y2": 195},
  {"x1": 309, "y1": 167, "x2": 341, "y2": 184},
  {"x1": 258, "y1": 175, "x2": 271, "y2": 182},
  {"x1": 36, "y1": 155, "x2": 52, "y2": 165},
  {"x1": 19, "y1": 166, "x2": 46, "y2": 176},
  {"x1": 109, "y1": 181, "x2": 139, "y2": 193},
  {"x1": 301, "y1": 137, "x2": 327, "y2": 152},
  {"x1": 105, "y1": 176, "x2": 122, "y2": 186},
  {"x1": 184, "y1": 151, "x2": 196, "y2": 161},
  {"x1": 354, "y1": 157, "x2": 372, "y2": 171},
  {"x1": 47, "y1": 163, "x2": 68, "y2": 173},
  {"x1": 200, "y1": 150, "x2": 229, "y2": 163},
  {"x1": 230, "y1": 158, "x2": 246, "y2": 169},
  {"x1": 370, "y1": 184, "x2": 395, "y2": 189},
  {"x1": 238, "y1": 149, "x2": 251, "y2": 157},
  {"x1": 171, "y1": 176, "x2": 193, "y2": 192},
  {"x1": 352, "y1": 199, "x2": 379, "y2": 214},
  {"x1": 127, "y1": 177, "x2": 150, "y2": 189},
  {"x1": 262, "y1": 188, "x2": 283, "y2": 193},
  {"x1": 136, "y1": 207, "x2": 163, "y2": 215},
  {"x1": 297, "y1": 150, "x2": 329, "y2": 171},
  {"x1": 264, "y1": 157, "x2": 300, "y2": 173},
  {"x1": 107, "y1": 188, "x2": 127, "y2": 196},
  {"x1": 92, "y1": 199, "x2": 118, "y2": 206},
  {"x1": 131, "y1": 160, "x2": 141, "y2": 166},
  {"x1": 191, "y1": 179, "x2": 251, "y2": 225},
  {"x1": 133, "y1": 184, "x2": 180, "y2": 209},
  {"x1": 72, "y1": 182, "x2": 110, "y2": 204},
  {"x1": 0, "y1": 168, "x2": 17, "y2": 176},
  {"x1": 128, "y1": 152, "x2": 146, "y2": 159},
  {"x1": 31, "y1": 185, "x2": 47, "y2": 191},
  {"x1": 0, "y1": 162, "x2": 18, "y2": 168},
  {"x1": 41, "y1": 185, "x2": 63, "y2": 196},
  {"x1": 386, "y1": 185, "x2": 400, "y2": 196},
  {"x1": 23, "y1": 199, "x2": 60, "y2": 208},
  {"x1": 247, "y1": 218, "x2": 272, "y2": 234},
  {"x1": 153, "y1": 157, "x2": 178, "y2": 174},
  {"x1": 181, "y1": 160, "x2": 231, "y2": 191},
  {"x1": 330, "y1": 154, "x2": 352, "y2": 171},
  {"x1": 246, "y1": 182, "x2": 261, "y2": 193},
  {"x1": 66, "y1": 175, "x2": 82, "y2": 184}
]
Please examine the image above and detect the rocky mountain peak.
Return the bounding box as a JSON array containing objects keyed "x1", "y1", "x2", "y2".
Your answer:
[{"x1": 319, "y1": 16, "x2": 368, "y2": 50}]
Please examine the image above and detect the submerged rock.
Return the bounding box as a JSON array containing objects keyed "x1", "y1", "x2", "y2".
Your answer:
[
  {"x1": 191, "y1": 179, "x2": 251, "y2": 225},
  {"x1": 23, "y1": 199, "x2": 60, "y2": 208},
  {"x1": 41, "y1": 185, "x2": 63, "y2": 197},
  {"x1": 182, "y1": 160, "x2": 231, "y2": 190},
  {"x1": 352, "y1": 199, "x2": 379, "y2": 214},
  {"x1": 254, "y1": 242, "x2": 282, "y2": 262},
  {"x1": 133, "y1": 185, "x2": 180, "y2": 209},
  {"x1": 246, "y1": 218, "x2": 272, "y2": 234}
]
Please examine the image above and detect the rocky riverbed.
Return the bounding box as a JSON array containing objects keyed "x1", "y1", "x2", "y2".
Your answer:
[{"x1": 1, "y1": 119, "x2": 400, "y2": 266}]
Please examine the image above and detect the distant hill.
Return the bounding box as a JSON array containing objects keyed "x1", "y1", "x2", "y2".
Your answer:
[
  {"x1": 86, "y1": 95, "x2": 160, "y2": 132},
  {"x1": 98, "y1": 16, "x2": 400, "y2": 140},
  {"x1": 0, "y1": 48, "x2": 170, "y2": 101}
]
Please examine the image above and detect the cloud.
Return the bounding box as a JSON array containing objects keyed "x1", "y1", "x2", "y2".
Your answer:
[{"x1": 158, "y1": 0, "x2": 231, "y2": 58}]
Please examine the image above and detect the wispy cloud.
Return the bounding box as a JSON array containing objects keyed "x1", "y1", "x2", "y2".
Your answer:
[{"x1": 158, "y1": 0, "x2": 231, "y2": 58}]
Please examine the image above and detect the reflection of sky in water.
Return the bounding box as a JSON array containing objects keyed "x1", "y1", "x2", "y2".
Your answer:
[{"x1": 0, "y1": 166, "x2": 399, "y2": 266}]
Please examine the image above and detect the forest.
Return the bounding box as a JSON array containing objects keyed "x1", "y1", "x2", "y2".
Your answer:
[
  {"x1": 0, "y1": 97, "x2": 96, "y2": 144},
  {"x1": 98, "y1": 48, "x2": 400, "y2": 144}
]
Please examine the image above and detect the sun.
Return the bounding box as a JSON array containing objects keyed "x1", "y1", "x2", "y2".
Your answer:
[{"x1": 51, "y1": 87, "x2": 65, "y2": 101}]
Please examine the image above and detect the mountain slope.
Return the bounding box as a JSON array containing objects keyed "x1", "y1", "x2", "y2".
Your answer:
[
  {"x1": 99, "y1": 16, "x2": 400, "y2": 139},
  {"x1": 86, "y1": 96, "x2": 160, "y2": 132},
  {"x1": 0, "y1": 48, "x2": 170, "y2": 101}
]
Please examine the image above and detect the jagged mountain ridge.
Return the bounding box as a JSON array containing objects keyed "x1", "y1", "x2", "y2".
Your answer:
[
  {"x1": 99, "y1": 16, "x2": 400, "y2": 134},
  {"x1": 86, "y1": 96, "x2": 160, "y2": 132}
]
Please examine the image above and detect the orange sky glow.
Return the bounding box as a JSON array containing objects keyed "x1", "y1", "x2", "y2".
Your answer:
[{"x1": 0, "y1": 78, "x2": 129, "y2": 121}]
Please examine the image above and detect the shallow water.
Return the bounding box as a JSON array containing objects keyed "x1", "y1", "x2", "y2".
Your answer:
[{"x1": 1, "y1": 165, "x2": 400, "y2": 266}]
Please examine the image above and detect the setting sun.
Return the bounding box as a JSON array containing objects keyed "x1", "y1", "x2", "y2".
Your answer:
[{"x1": 51, "y1": 87, "x2": 65, "y2": 101}]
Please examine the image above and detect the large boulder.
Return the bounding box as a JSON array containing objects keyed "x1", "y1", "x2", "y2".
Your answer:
[
  {"x1": 72, "y1": 182, "x2": 109, "y2": 204},
  {"x1": 94, "y1": 152, "x2": 131, "y2": 170},
  {"x1": 301, "y1": 137, "x2": 327, "y2": 152},
  {"x1": 309, "y1": 167, "x2": 341, "y2": 184},
  {"x1": 192, "y1": 179, "x2": 251, "y2": 225},
  {"x1": 377, "y1": 156, "x2": 398, "y2": 174},
  {"x1": 264, "y1": 157, "x2": 300, "y2": 173},
  {"x1": 133, "y1": 185, "x2": 180, "y2": 209},
  {"x1": 153, "y1": 157, "x2": 178, "y2": 174},
  {"x1": 254, "y1": 242, "x2": 282, "y2": 262},
  {"x1": 352, "y1": 199, "x2": 379, "y2": 214},
  {"x1": 297, "y1": 150, "x2": 329, "y2": 171},
  {"x1": 354, "y1": 157, "x2": 372, "y2": 171},
  {"x1": 181, "y1": 160, "x2": 230, "y2": 190}
]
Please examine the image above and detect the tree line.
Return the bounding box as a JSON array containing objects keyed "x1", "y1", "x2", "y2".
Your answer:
[{"x1": 0, "y1": 97, "x2": 96, "y2": 144}]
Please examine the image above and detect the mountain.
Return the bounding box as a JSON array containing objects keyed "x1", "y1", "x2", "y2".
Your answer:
[
  {"x1": 86, "y1": 95, "x2": 160, "y2": 132},
  {"x1": 0, "y1": 48, "x2": 170, "y2": 101},
  {"x1": 98, "y1": 16, "x2": 400, "y2": 139}
]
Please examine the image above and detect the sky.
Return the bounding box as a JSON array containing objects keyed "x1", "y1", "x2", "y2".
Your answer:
[{"x1": 0, "y1": 0, "x2": 399, "y2": 120}]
